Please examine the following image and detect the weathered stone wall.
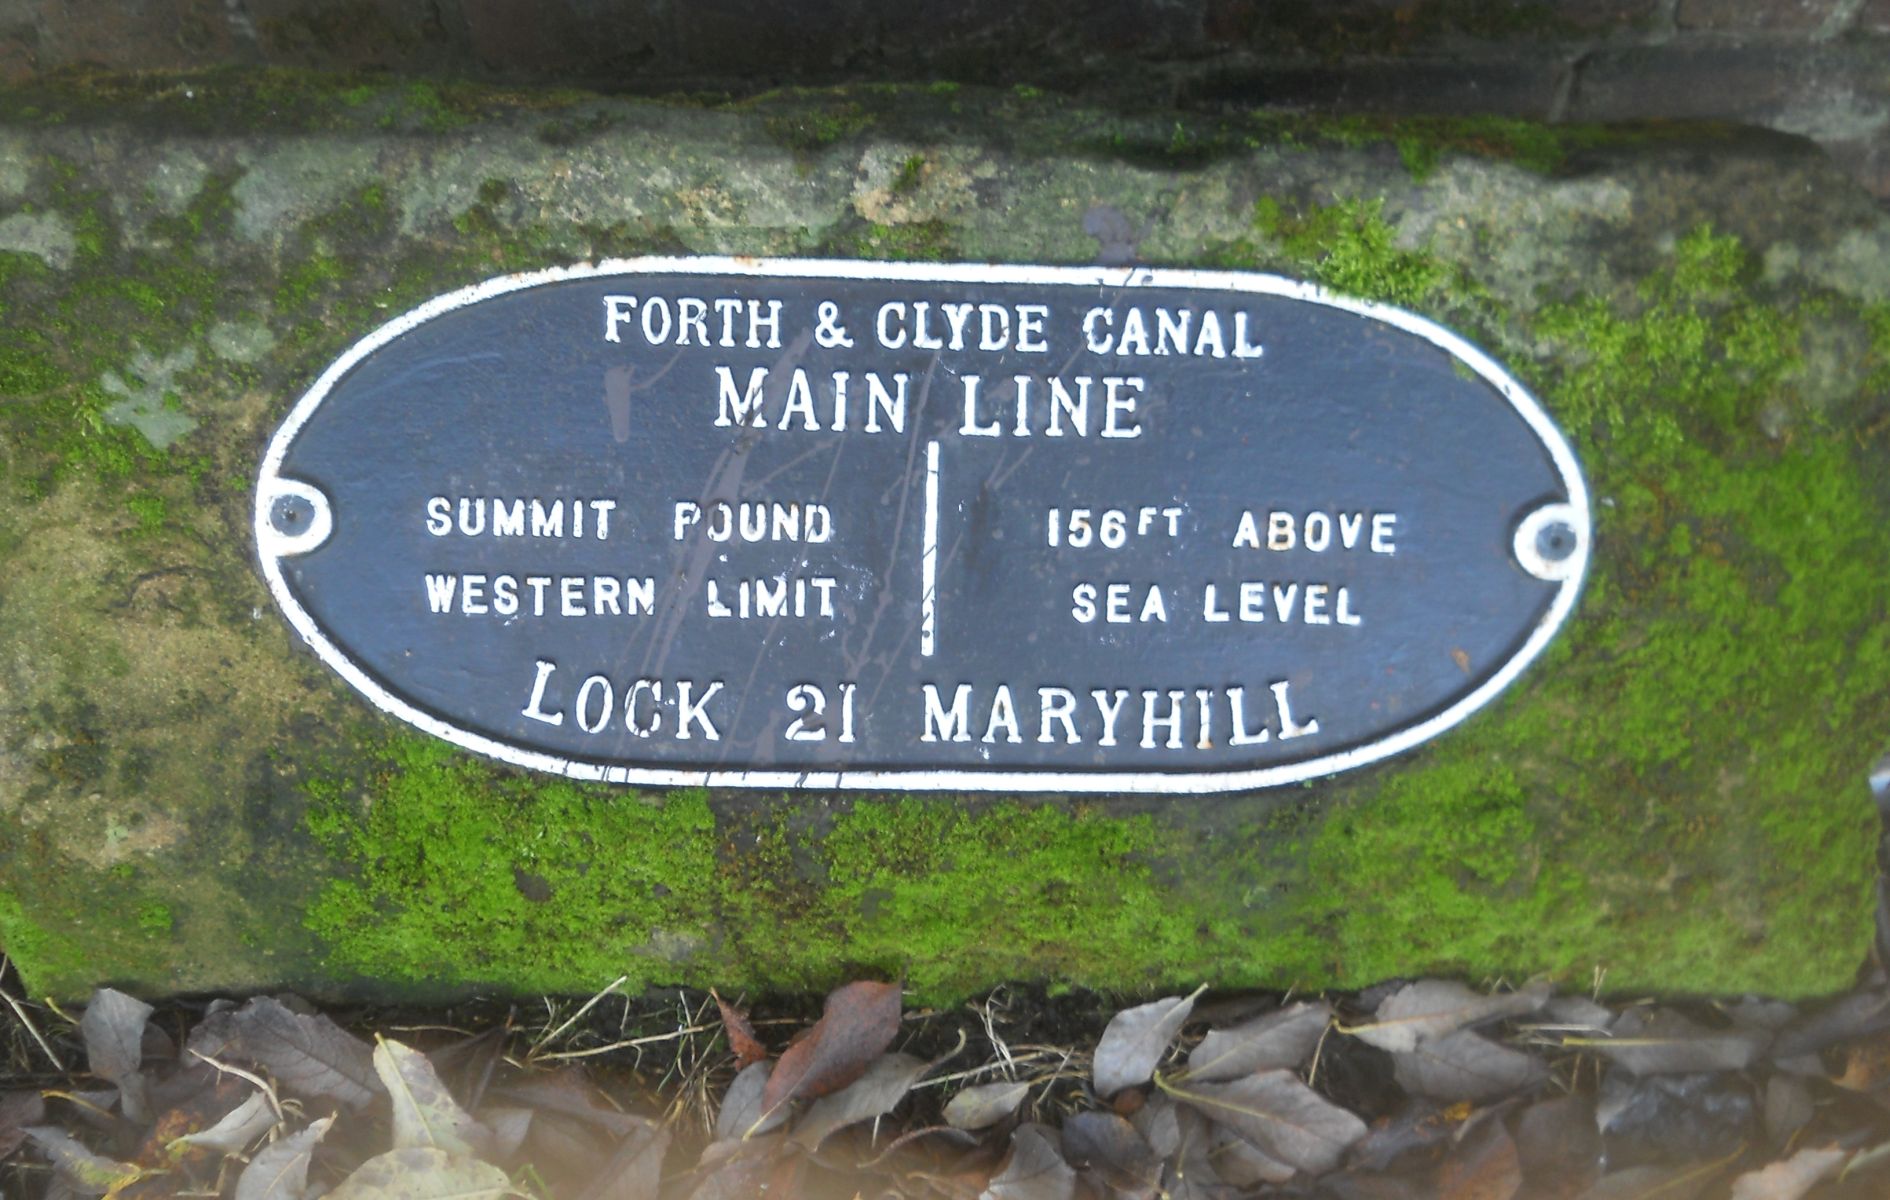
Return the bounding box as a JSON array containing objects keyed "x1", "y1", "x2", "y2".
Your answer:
[
  {"x1": 3, "y1": 1, "x2": 1888, "y2": 199},
  {"x1": 1, "y1": 78, "x2": 1886, "y2": 1004}
]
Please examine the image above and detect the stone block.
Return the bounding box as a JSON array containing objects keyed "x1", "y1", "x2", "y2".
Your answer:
[
  {"x1": 0, "y1": 80, "x2": 1884, "y2": 1005},
  {"x1": 1677, "y1": 0, "x2": 1844, "y2": 32}
]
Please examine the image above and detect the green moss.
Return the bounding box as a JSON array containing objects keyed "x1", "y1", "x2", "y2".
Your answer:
[
  {"x1": 1268, "y1": 221, "x2": 1885, "y2": 997},
  {"x1": 1251, "y1": 196, "x2": 1455, "y2": 308},
  {"x1": 122, "y1": 491, "x2": 168, "y2": 537},
  {"x1": 136, "y1": 902, "x2": 173, "y2": 935},
  {"x1": 304, "y1": 737, "x2": 723, "y2": 992},
  {"x1": 761, "y1": 100, "x2": 874, "y2": 152},
  {"x1": 824, "y1": 219, "x2": 959, "y2": 263},
  {"x1": 301, "y1": 736, "x2": 1306, "y2": 1003},
  {"x1": 0, "y1": 892, "x2": 86, "y2": 993},
  {"x1": 891, "y1": 154, "x2": 926, "y2": 196},
  {"x1": 722, "y1": 798, "x2": 1226, "y2": 1001}
]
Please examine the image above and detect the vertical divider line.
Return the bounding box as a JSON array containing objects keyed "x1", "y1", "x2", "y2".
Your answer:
[{"x1": 921, "y1": 439, "x2": 940, "y2": 657}]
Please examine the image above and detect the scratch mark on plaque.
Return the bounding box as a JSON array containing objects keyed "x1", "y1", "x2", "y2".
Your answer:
[{"x1": 601, "y1": 347, "x2": 685, "y2": 442}]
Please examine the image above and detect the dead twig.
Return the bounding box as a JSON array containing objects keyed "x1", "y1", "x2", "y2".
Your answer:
[{"x1": 0, "y1": 959, "x2": 64, "y2": 1072}]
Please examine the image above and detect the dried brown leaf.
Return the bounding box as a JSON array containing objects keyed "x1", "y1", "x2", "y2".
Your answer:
[
  {"x1": 188, "y1": 996, "x2": 381, "y2": 1109},
  {"x1": 1185, "y1": 1000, "x2": 1331, "y2": 1082},
  {"x1": 686, "y1": 1136, "x2": 788, "y2": 1200},
  {"x1": 1094, "y1": 986, "x2": 1205, "y2": 1098},
  {"x1": 760, "y1": 980, "x2": 902, "y2": 1114},
  {"x1": 576, "y1": 1124, "x2": 671, "y2": 1200},
  {"x1": 1727, "y1": 1147, "x2": 1850, "y2": 1200},
  {"x1": 790, "y1": 1052, "x2": 928, "y2": 1149},
  {"x1": 487, "y1": 1067, "x2": 641, "y2": 1140},
  {"x1": 1575, "y1": 1159, "x2": 1725, "y2": 1200},
  {"x1": 374, "y1": 1037, "x2": 490, "y2": 1157},
  {"x1": 1206, "y1": 1121, "x2": 1294, "y2": 1186},
  {"x1": 1513, "y1": 1095, "x2": 1601, "y2": 1200},
  {"x1": 322, "y1": 1147, "x2": 516, "y2": 1199},
  {"x1": 1131, "y1": 1094, "x2": 1180, "y2": 1158},
  {"x1": 1437, "y1": 1118, "x2": 1521, "y2": 1200},
  {"x1": 1772, "y1": 989, "x2": 1890, "y2": 1060},
  {"x1": 981, "y1": 1123, "x2": 1076, "y2": 1200},
  {"x1": 0, "y1": 1090, "x2": 46, "y2": 1159},
  {"x1": 1392, "y1": 1029, "x2": 1546, "y2": 1102},
  {"x1": 479, "y1": 1107, "x2": 534, "y2": 1162},
  {"x1": 1162, "y1": 1068, "x2": 1366, "y2": 1176},
  {"x1": 177, "y1": 1089, "x2": 277, "y2": 1153},
  {"x1": 1063, "y1": 1110, "x2": 1160, "y2": 1197},
  {"x1": 80, "y1": 988, "x2": 152, "y2": 1122},
  {"x1": 1583, "y1": 1009, "x2": 1766, "y2": 1076},
  {"x1": 712, "y1": 990, "x2": 768, "y2": 1069},
  {"x1": 945, "y1": 1080, "x2": 1031, "y2": 1131},
  {"x1": 234, "y1": 1116, "x2": 333, "y2": 1200},
  {"x1": 24, "y1": 1126, "x2": 142, "y2": 1196},
  {"x1": 1350, "y1": 981, "x2": 1550, "y2": 1054},
  {"x1": 1763, "y1": 1076, "x2": 1814, "y2": 1147},
  {"x1": 715, "y1": 1061, "x2": 784, "y2": 1141}
]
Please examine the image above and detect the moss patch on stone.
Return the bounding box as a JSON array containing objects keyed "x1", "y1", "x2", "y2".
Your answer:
[
  {"x1": 1229, "y1": 200, "x2": 1887, "y2": 997},
  {"x1": 298, "y1": 737, "x2": 1306, "y2": 1004}
]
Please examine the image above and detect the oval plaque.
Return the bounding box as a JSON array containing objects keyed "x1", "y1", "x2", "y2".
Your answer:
[{"x1": 255, "y1": 258, "x2": 1589, "y2": 793}]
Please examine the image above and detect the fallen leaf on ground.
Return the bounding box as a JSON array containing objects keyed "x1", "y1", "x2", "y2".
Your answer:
[
  {"x1": 1762, "y1": 1076, "x2": 1813, "y2": 1146},
  {"x1": 0, "y1": 1090, "x2": 46, "y2": 1159},
  {"x1": 1349, "y1": 981, "x2": 1550, "y2": 1054},
  {"x1": 1771, "y1": 989, "x2": 1890, "y2": 1060},
  {"x1": 945, "y1": 1080, "x2": 1031, "y2": 1131},
  {"x1": 1437, "y1": 1116, "x2": 1522, "y2": 1200},
  {"x1": 323, "y1": 1146, "x2": 516, "y2": 1199},
  {"x1": 177, "y1": 1089, "x2": 277, "y2": 1153},
  {"x1": 715, "y1": 1061, "x2": 784, "y2": 1141},
  {"x1": 188, "y1": 996, "x2": 381, "y2": 1109},
  {"x1": 234, "y1": 1116, "x2": 333, "y2": 1200},
  {"x1": 760, "y1": 980, "x2": 903, "y2": 1115},
  {"x1": 80, "y1": 987, "x2": 152, "y2": 1121},
  {"x1": 982, "y1": 1123, "x2": 1076, "y2": 1200},
  {"x1": 486, "y1": 1067, "x2": 642, "y2": 1139},
  {"x1": 479, "y1": 1106, "x2": 534, "y2": 1162},
  {"x1": 1131, "y1": 1094, "x2": 1179, "y2": 1158},
  {"x1": 1163, "y1": 1067, "x2": 1366, "y2": 1175},
  {"x1": 575, "y1": 1123, "x2": 671, "y2": 1200},
  {"x1": 1061, "y1": 1110, "x2": 1160, "y2": 1196},
  {"x1": 712, "y1": 990, "x2": 768, "y2": 1069},
  {"x1": 790, "y1": 1052, "x2": 929, "y2": 1148},
  {"x1": 1093, "y1": 986, "x2": 1205, "y2": 1098},
  {"x1": 1206, "y1": 1121, "x2": 1295, "y2": 1186},
  {"x1": 374, "y1": 1037, "x2": 490, "y2": 1157},
  {"x1": 1582, "y1": 1009, "x2": 1766, "y2": 1076},
  {"x1": 1575, "y1": 1159, "x2": 1726, "y2": 1200},
  {"x1": 1727, "y1": 1146, "x2": 1849, "y2": 1200},
  {"x1": 1392, "y1": 1028, "x2": 1546, "y2": 1102},
  {"x1": 24, "y1": 1125, "x2": 143, "y2": 1195},
  {"x1": 1185, "y1": 1000, "x2": 1331, "y2": 1082},
  {"x1": 1513, "y1": 1095, "x2": 1602, "y2": 1200},
  {"x1": 686, "y1": 1136, "x2": 790, "y2": 1200}
]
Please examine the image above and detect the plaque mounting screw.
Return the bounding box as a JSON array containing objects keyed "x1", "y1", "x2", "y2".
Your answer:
[
  {"x1": 1512, "y1": 502, "x2": 1587, "y2": 583},
  {"x1": 271, "y1": 495, "x2": 312, "y2": 535},
  {"x1": 257, "y1": 478, "x2": 334, "y2": 559}
]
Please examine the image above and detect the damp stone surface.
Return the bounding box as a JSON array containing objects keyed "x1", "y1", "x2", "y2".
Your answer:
[{"x1": 0, "y1": 77, "x2": 1885, "y2": 1003}]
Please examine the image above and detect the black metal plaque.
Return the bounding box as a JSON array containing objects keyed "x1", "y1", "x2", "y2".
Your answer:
[{"x1": 255, "y1": 259, "x2": 1589, "y2": 793}]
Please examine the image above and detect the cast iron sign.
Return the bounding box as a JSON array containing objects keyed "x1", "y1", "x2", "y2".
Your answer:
[{"x1": 255, "y1": 258, "x2": 1590, "y2": 793}]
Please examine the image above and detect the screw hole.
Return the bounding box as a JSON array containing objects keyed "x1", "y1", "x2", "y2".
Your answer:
[
  {"x1": 1535, "y1": 521, "x2": 1576, "y2": 563},
  {"x1": 272, "y1": 496, "x2": 311, "y2": 535}
]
